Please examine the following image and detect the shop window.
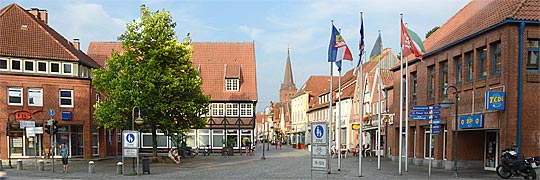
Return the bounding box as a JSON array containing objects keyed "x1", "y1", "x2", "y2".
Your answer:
[
  {"x1": 8, "y1": 87, "x2": 23, "y2": 106},
  {"x1": 491, "y1": 42, "x2": 502, "y2": 76},
  {"x1": 28, "y1": 88, "x2": 43, "y2": 106},
  {"x1": 142, "y1": 133, "x2": 168, "y2": 148},
  {"x1": 212, "y1": 129, "x2": 224, "y2": 148},
  {"x1": 527, "y1": 39, "x2": 540, "y2": 71},
  {"x1": 198, "y1": 129, "x2": 210, "y2": 148},
  {"x1": 59, "y1": 90, "x2": 74, "y2": 107}
]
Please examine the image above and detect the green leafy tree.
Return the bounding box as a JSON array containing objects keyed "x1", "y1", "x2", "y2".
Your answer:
[
  {"x1": 92, "y1": 5, "x2": 209, "y2": 161},
  {"x1": 425, "y1": 26, "x2": 440, "y2": 39}
]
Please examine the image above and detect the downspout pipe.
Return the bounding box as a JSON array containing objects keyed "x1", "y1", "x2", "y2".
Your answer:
[{"x1": 516, "y1": 22, "x2": 524, "y2": 159}]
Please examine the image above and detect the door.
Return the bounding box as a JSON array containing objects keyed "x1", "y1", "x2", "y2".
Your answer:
[{"x1": 484, "y1": 131, "x2": 498, "y2": 171}]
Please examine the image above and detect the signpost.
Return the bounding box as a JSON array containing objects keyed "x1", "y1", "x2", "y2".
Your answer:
[
  {"x1": 310, "y1": 122, "x2": 328, "y2": 179},
  {"x1": 48, "y1": 109, "x2": 55, "y2": 173},
  {"x1": 410, "y1": 105, "x2": 443, "y2": 178},
  {"x1": 122, "y1": 130, "x2": 140, "y2": 175}
]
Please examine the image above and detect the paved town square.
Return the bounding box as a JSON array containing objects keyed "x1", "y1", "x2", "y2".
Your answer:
[{"x1": 2, "y1": 145, "x2": 501, "y2": 180}]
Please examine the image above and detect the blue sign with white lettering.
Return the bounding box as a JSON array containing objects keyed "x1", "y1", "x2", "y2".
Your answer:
[
  {"x1": 459, "y1": 115, "x2": 484, "y2": 129},
  {"x1": 411, "y1": 115, "x2": 429, "y2": 120},
  {"x1": 432, "y1": 125, "x2": 441, "y2": 129},
  {"x1": 430, "y1": 115, "x2": 441, "y2": 119},
  {"x1": 314, "y1": 125, "x2": 324, "y2": 138},
  {"x1": 61, "y1": 111, "x2": 72, "y2": 121},
  {"x1": 411, "y1": 106, "x2": 430, "y2": 110},
  {"x1": 486, "y1": 92, "x2": 505, "y2": 111},
  {"x1": 432, "y1": 120, "x2": 441, "y2": 125},
  {"x1": 432, "y1": 129, "x2": 441, "y2": 134}
]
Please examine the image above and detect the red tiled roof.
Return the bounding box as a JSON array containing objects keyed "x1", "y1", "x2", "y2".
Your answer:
[
  {"x1": 225, "y1": 64, "x2": 240, "y2": 78},
  {"x1": 0, "y1": 4, "x2": 100, "y2": 68},
  {"x1": 87, "y1": 42, "x2": 124, "y2": 69},
  {"x1": 191, "y1": 42, "x2": 257, "y2": 101},
  {"x1": 424, "y1": 0, "x2": 540, "y2": 53},
  {"x1": 87, "y1": 41, "x2": 258, "y2": 101}
]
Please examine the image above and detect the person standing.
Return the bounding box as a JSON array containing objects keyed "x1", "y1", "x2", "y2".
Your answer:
[{"x1": 60, "y1": 143, "x2": 69, "y2": 173}]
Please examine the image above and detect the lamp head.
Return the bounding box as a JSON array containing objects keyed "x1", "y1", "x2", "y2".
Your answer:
[
  {"x1": 135, "y1": 116, "x2": 144, "y2": 125},
  {"x1": 440, "y1": 97, "x2": 454, "y2": 109}
]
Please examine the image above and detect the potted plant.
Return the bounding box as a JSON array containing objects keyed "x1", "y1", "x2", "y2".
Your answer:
[
  {"x1": 224, "y1": 138, "x2": 235, "y2": 156},
  {"x1": 298, "y1": 142, "x2": 305, "y2": 150}
]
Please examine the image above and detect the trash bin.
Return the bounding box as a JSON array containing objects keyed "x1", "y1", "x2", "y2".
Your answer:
[{"x1": 142, "y1": 158, "x2": 150, "y2": 174}]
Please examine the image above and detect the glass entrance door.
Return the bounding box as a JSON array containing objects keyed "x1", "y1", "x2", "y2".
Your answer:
[{"x1": 484, "y1": 131, "x2": 498, "y2": 171}]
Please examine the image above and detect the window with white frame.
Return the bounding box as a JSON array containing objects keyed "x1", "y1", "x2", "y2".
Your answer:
[
  {"x1": 24, "y1": 60, "x2": 34, "y2": 72},
  {"x1": 37, "y1": 61, "x2": 47, "y2": 73},
  {"x1": 62, "y1": 63, "x2": 72, "y2": 75},
  {"x1": 226, "y1": 103, "x2": 239, "y2": 116},
  {"x1": 424, "y1": 127, "x2": 434, "y2": 159},
  {"x1": 50, "y1": 62, "x2": 60, "y2": 74},
  {"x1": 225, "y1": 78, "x2": 239, "y2": 91},
  {"x1": 59, "y1": 90, "x2": 74, "y2": 107},
  {"x1": 198, "y1": 129, "x2": 210, "y2": 147},
  {"x1": 0, "y1": 59, "x2": 7, "y2": 70},
  {"x1": 240, "y1": 103, "x2": 253, "y2": 116},
  {"x1": 8, "y1": 87, "x2": 23, "y2": 105},
  {"x1": 142, "y1": 133, "x2": 168, "y2": 148},
  {"x1": 212, "y1": 129, "x2": 224, "y2": 148},
  {"x1": 11, "y1": 59, "x2": 21, "y2": 71},
  {"x1": 28, "y1": 88, "x2": 43, "y2": 106},
  {"x1": 211, "y1": 103, "x2": 224, "y2": 116}
]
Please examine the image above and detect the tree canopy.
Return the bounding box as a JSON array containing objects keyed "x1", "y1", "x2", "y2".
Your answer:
[{"x1": 92, "y1": 5, "x2": 209, "y2": 159}]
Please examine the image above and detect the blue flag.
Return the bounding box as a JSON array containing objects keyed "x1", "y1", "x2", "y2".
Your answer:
[
  {"x1": 328, "y1": 25, "x2": 339, "y2": 63},
  {"x1": 357, "y1": 15, "x2": 364, "y2": 68}
]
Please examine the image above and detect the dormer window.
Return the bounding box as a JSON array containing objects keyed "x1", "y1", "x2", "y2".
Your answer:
[{"x1": 226, "y1": 78, "x2": 239, "y2": 91}]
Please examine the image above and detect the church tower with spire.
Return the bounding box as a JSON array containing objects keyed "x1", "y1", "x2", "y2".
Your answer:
[{"x1": 280, "y1": 48, "x2": 297, "y2": 103}]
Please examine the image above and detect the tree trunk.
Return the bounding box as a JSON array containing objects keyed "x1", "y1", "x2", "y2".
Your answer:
[{"x1": 151, "y1": 124, "x2": 158, "y2": 162}]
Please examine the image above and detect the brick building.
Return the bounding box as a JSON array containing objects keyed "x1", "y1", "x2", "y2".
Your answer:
[
  {"x1": 0, "y1": 4, "x2": 102, "y2": 160},
  {"x1": 388, "y1": 0, "x2": 540, "y2": 171}
]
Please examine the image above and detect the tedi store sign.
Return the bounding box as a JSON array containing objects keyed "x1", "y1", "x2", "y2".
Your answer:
[{"x1": 485, "y1": 91, "x2": 505, "y2": 111}]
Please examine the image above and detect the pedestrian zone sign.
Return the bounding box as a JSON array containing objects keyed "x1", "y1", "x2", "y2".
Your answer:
[
  {"x1": 311, "y1": 123, "x2": 327, "y2": 144},
  {"x1": 123, "y1": 131, "x2": 139, "y2": 148}
]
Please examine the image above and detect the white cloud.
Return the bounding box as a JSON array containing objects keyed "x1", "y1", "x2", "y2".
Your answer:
[{"x1": 238, "y1": 25, "x2": 262, "y2": 40}]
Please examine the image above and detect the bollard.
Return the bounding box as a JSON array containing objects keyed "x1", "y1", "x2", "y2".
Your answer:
[
  {"x1": 88, "y1": 161, "x2": 95, "y2": 173},
  {"x1": 17, "y1": 159, "x2": 23, "y2": 170},
  {"x1": 38, "y1": 160, "x2": 44, "y2": 171},
  {"x1": 116, "y1": 162, "x2": 123, "y2": 175}
]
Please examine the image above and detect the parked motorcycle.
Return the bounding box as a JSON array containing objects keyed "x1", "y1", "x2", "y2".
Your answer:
[{"x1": 496, "y1": 145, "x2": 538, "y2": 179}]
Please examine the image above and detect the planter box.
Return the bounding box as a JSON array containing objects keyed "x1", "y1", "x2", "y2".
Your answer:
[
  {"x1": 299, "y1": 144, "x2": 305, "y2": 150},
  {"x1": 292, "y1": 144, "x2": 297, "y2": 148}
]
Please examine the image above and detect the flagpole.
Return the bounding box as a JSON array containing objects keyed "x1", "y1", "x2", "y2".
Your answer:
[
  {"x1": 328, "y1": 20, "x2": 334, "y2": 175},
  {"x1": 398, "y1": 13, "x2": 404, "y2": 176},
  {"x1": 337, "y1": 65, "x2": 342, "y2": 171},
  {"x1": 405, "y1": 55, "x2": 409, "y2": 172},
  {"x1": 377, "y1": 30, "x2": 382, "y2": 171},
  {"x1": 358, "y1": 11, "x2": 364, "y2": 177}
]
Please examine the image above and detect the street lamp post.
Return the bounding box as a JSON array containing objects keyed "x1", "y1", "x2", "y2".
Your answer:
[
  {"x1": 261, "y1": 121, "x2": 266, "y2": 160},
  {"x1": 440, "y1": 86, "x2": 459, "y2": 178},
  {"x1": 7, "y1": 113, "x2": 17, "y2": 168},
  {"x1": 131, "y1": 106, "x2": 144, "y2": 175}
]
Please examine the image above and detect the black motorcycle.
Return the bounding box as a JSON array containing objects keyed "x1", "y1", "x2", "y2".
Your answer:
[{"x1": 496, "y1": 145, "x2": 538, "y2": 179}]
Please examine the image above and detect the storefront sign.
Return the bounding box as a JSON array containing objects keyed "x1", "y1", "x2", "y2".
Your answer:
[
  {"x1": 486, "y1": 92, "x2": 505, "y2": 110},
  {"x1": 14, "y1": 110, "x2": 42, "y2": 120},
  {"x1": 26, "y1": 127, "x2": 35, "y2": 137},
  {"x1": 62, "y1": 111, "x2": 72, "y2": 121},
  {"x1": 34, "y1": 127, "x2": 43, "y2": 134},
  {"x1": 19, "y1": 120, "x2": 35, "y2": 128},
  {"x1": 459, "y1": 115, "x2": 484, "y2": 129}
]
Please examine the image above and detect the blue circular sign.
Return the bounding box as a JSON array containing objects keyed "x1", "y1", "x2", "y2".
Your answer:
[
  {"x1": 126, "y1": 133, "x2": 135, "y2": 143},
  {"x1": 314, "y1": 125, "x2": 324, "y2": 138}
]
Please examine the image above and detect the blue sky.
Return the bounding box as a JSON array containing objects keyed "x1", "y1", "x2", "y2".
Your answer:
[{"x1": 3, "y1": 0, "x2": 470, "y2": 112}]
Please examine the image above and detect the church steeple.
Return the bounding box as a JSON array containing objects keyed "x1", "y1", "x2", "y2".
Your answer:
[{"x1": 280, "y1": 48, "x2": 296, "y2": 91}]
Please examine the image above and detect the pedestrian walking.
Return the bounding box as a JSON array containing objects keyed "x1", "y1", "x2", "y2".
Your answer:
[
  {"x1": 245, "y1": 138, "x2": 252, "y2": 155},
  {"x1": 279, "y1": 138, "x2": 282, "y2": 149},
  {"x1": 60, "y1": 143, "x2": 69, "y2": 173}
]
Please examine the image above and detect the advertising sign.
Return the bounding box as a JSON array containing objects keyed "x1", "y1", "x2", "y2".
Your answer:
[
  {"x1": 486, "y1": 92, "x2": 505, "y2": 110},
  {"x1": 459, "y1": 115, "x2": 484, "y2": 129}
]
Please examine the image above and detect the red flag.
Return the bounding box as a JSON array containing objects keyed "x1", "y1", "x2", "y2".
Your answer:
[{"x1": 401, "y1": 21, "x2": 423, "y2": 59}]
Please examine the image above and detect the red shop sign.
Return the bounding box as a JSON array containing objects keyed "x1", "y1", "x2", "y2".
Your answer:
[{"x1": 14, "y1": 110, "x2": 43, "y2": 120}]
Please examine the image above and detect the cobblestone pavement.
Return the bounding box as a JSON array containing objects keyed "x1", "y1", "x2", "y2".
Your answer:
[{"x1": 1, "y1": 145, "x2": 502, "y2": 180}]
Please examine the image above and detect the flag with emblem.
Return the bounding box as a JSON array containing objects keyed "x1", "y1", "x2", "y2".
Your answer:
[
  {"x1": 400, "y1": 20, "x2": 424, "y2": 59},
  {"x1": 328, "y1": 25, "x2": 353, "y2": 71}
]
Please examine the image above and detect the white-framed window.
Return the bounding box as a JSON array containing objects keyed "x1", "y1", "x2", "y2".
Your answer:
[
  {"x1": 424, "y1": 127, "x2": 434, "y2": 159},
  {"x1": 62, "y1": 63, "x2": 72, "y2": 75},
  {"x1": 226, "y1": 103, "x2": 239, "y2": 117},
  {"x1": 8, "y1": 87, "x2": 23, "y2": 106},
  {"x1": 0, "y1": 59, "x2": 8, "y2": 71},
  {"x1": 28, "y1": 88, "x2": 43, "y2": 106},
  {"x1": 59, "y1": 90, "x2": 74, "y2": 107},
  {"x1": 211, "y1": 103, "x2": 224, "y2": 116},
  {"x1": 198, "y1": 129, "x2": 210, "y2": 147},
  {"x1": 11, "y1": 59, "x2": 21, "y2": 72},
  {"x1": 142, "y1": 133, "x2": 168, "y2": 148},
  {"x1": 24, "y1": 60, "x2": 34, "y2": 72},
  {"x1": 37, "y1": 61, "x2": 48, "y2": 73},
  {"x1": 225, "y1": 78, "x2": 239, "y2": 91},
  {"x1": 50, "y1": 62, "x2": 60, "y2": 74},
  {"x1": 212, "y1": 129, "x2": 224, "y2": 148}
]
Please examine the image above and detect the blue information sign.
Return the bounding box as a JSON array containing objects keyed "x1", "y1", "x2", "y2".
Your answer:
[
  {"x1": 411, "y1": 115, "x2": 429, "y2": 120},
  {"x1": 432, "y1": 120, "x2": 441, "y2": 125},
  {"x1": 432, "y1": 129, "x2": 441, "y2": 134},
  {"x1": 432, "y1": 125, "x2": 441, "y2": 129},
  {"x1": 410, "y1": 111, "x2": 429, "y2": 115},
  {"x1": 126, "y1": 133, "x2": 136, "y2": 143},
  {"x1": 411, "y1": 106, "x2": 430, "y2": 110},
  {"x1": 430, "y1": 115, "x2": 441, "y2": 119},
  {"x1": 459, "y1": 115, "x2": 484, "y2": 129}
]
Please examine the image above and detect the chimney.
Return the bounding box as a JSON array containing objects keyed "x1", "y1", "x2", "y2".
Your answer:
[
  {"x1": 27, "y1": 8, "x2": 48, "y2": 24},
  {"x1": 73, "y1": 39, "x2": 80, "y2": 50}
]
